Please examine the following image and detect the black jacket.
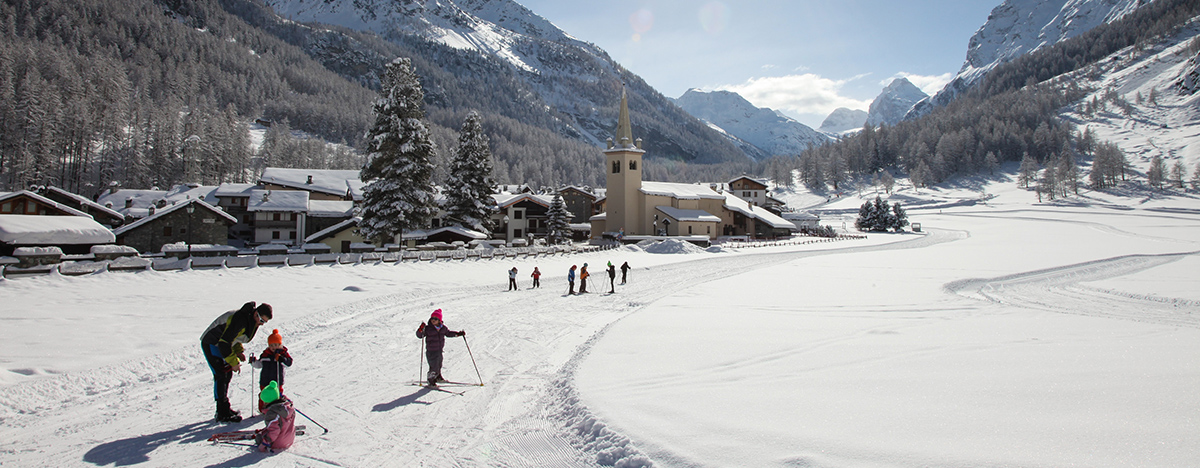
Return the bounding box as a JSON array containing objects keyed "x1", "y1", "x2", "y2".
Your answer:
[{"x1": 201, "y1": 302, "x2": 260, "y2": 367}]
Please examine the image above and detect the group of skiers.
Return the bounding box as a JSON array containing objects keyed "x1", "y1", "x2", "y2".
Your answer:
[
  {"x1": 522, "y1": 261, "x2": 631, "y2": 295},
  {"x1": 200, "y1": 301, "x2": 296, "y2": 452},
  {"x1": 200, "y1": 260, "x2": 633, "y2": 454}
]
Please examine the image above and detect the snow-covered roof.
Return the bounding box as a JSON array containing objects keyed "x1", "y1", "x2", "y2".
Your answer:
[
  {"x1": 0, "y1": 191, "x2": 91, "y2": 218},
  {"x1": 782, "y1": 211, "x2": 820, "y2": 222},
  {"x1": 493, "y1": 193, "x2": 553, "y2": 209},
  {"x1": 96, "y1": 189, "x2": 168, "y2": 218},
  {"x1": 260, "y1": 168, "x2": 362, "y2": 199},
  {"x1": 247, "y1": 190, "x2": 310, "y2": 212},
  {"x1": 727, "y1": 175, "x2": 770, "y2": 188},
  {"x1": 422, "y1": 226, "x2": 488, "y2": 240},
  {"x1": 0, "y1": 214, "x2": 116, "y2": 245},
  {"x1": 722, "y1": 193, "x2": 794, "y2": 229},
  {"x1": 164, "y1": 184, "x2": 219, "y2": 205},
  {"x1": 305, "y1": 217, "x2": 360, "y2": 243},
  {"x1": 43, "y1": 187, "x2": 124, "y2": 220},
  {"x1": 654, "y1": 206, "x2": 721, "y2": 223},
  {"x1": 640, "y1": 181, "x2": 725, "y2": 200},
  {"x1": 308, "y1": 200, "x2": 355, "y2": 218},
  {"x1": 214, "y1": 183, "x2": 259, "y2": 197},
  {"x1": 112, "y1": 199, "x2": 237, "y2": 236}
]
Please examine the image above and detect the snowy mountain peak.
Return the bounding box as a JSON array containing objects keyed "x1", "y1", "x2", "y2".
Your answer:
[
  {"x1": 907, "y1": 0, "x2": 1152, "y2": 119},
  {"x1": 819, "y1": 108, "x2": 868, "y2": 134},
  {"x1": 866, "y1": 78, "x2": 928, "y2": 127},
  {"x1": 675, "y1": 89, "x2": 831, "y2": 157}
]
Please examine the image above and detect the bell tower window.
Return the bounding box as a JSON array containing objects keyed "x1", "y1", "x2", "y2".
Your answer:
[
  {"x1": 612, "y1": 161, "x2": 621, "y2": 173},
  {"x1": 629, "y1": 160, "x2": 637, "y2": 170}
]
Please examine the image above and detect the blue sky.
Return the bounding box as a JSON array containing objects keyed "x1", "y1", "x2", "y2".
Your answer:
[{"x1": 515, "y1": 0, "x2": 999, "y2": 128}]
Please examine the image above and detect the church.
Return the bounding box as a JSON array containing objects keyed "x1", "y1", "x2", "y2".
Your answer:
[{"x1": 589, "y1": 90, "x2": 794, "y2": 241}]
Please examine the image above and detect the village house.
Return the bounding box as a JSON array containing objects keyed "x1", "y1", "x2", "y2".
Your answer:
[
  {"x1": 248, "y1": 189, "x2": 309, "y2": 246},
  {"x1": 259, "y1": 168, "x2": 364, "y2": 202},
  {"x1": 213, "y1": 183, "x2": 257, "y2": 246},
  {"x1": 37, "y1": 187, "x2": 126, "y2": 228},
  {"x1": 111, "y1": 198, "x2": 236, "y2": 254},
  {"x1": 557, "y1": 185, "x2": 601, "y2": 223}
]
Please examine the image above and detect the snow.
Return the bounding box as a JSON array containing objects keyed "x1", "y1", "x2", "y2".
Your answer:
[
  {"x1": 1, "y1": 172, "x2": 1197, "y2": 466},
  {"x1": 0, "y1": 214, "x2": 117, "y2": 245}
]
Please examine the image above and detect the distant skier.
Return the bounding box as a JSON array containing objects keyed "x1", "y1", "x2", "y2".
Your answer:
[
  {"x1": 250, "y1": 329, "x2": 293, "y2": 414},
  {"x1": 531, "y1": 267, "x2": 541, "y2": 289},
  {"x1": 568, "y1": 265, "x2": 577, "y2": 295},
  {"x1": 508, "y1": 267, "x2": 519, "y2": 291},
  {"x1": 416, "y1": 309, "x2": 465, "y2": 386},
  {"x1": 201, "y1": 301, "x2": 272, "y2": 423},
  {"x1": 620, "y1": 261, "x2": 631, "y2": 284},
  {"x1": 579, "y1": 263, "x2": 590, "y2": 294},
  {"x1": 606, "y1": 261, "x2": 616, "y2": 293},
  {"x1": 254, "y1": 381, "x2": 296, "y2": 453}
]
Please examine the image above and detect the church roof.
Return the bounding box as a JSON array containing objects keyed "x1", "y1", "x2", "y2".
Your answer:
[
  {"x1": 654, "y1": 206, "x2": 721, "y2": 223},
  {"x1": 640, "y1": 182, "x2": 725, "y2": 200}
]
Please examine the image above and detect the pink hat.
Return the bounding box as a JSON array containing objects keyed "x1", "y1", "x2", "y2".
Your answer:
[{"x1": 431, "y1": 309, "x2": 443, "y2": 320}]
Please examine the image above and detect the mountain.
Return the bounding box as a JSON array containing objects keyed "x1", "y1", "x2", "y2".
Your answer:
[
  {"x1": 866, "y1": 78, "x2": 927, "y2": 127},
  {"x1": 256, "y1": 0, "x2": 749, "y2": 165},
  {"x1": 907, "y1": 0, "x2": 1152, "y2": 119},
  {"x1": 674, "y1": 89, "x2": 830, "y2": 158},
  {"x1": 819, "y1": 108, "x2": 868, "y2": 135}
]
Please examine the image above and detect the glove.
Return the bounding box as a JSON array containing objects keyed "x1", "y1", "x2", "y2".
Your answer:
[
  {"x1": 460, "y1": 330, "x2": 466, "y2": 336},
  {"x1": 238, "y1": 352, "x2": 246, "y2": 362},
  {"x1": 249, "y1": 354, "x2": 257, "y2": 363},
  {"x1": 418, "y1": 323, "x2": 426, "y2": 331}
]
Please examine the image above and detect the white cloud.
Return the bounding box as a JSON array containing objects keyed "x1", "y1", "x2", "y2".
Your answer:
[
  {"x1": 884, "y1": 72, "x2": 955, "y2": 95},
  {"x1": 717, "y1": 74, "x2": 872, "y2": 117}
]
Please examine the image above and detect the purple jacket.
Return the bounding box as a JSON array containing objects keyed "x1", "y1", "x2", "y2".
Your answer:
[{"x1": 416, "y1": 321, "x2": 462, "y2": 352}]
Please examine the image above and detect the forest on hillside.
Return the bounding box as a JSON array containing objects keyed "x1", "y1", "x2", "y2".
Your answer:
[
  {"x1": 786, "y1": 0, "x2": 1200, "y2": 195},
  {"x1": 0, "y1": 0, "x2": 762, "y2": 197}
]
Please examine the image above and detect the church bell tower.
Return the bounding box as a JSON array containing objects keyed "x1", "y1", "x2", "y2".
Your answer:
[{"x1": 604, "y1": 88, "x2": 644, "y2": 235}]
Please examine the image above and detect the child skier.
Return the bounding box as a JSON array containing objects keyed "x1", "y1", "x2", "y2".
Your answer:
[
  {"x1": 620, "y1": 261, "x2": 631, "y2": 284},
  {"x1": 508, "y1": 267, "x2": 519, "y2": 291},
  {"x1": 579, "y1": 263, "x2": 590, "y2": 294},
  {"x1": 606, "y1": 261, "x2": 616, "y2": 293},
  {"x1": 416, "y1": 309, "x2": 465, "y2": 386},
  {"x1": 250, "y1": 329, "x2": 293, "y2": 414},
  {"x1": 254, "y1": 381, "x2": 296, "y2": 453},
  {"x1": 531, "y1": 267, "x2": 541, "y2": 289},
  {"x1": 567, "y1": 265, "x2": 577, "y2": 295}
]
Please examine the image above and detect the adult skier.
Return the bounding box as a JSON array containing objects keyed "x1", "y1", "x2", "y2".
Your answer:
[
  {"x1": 201, "y1": 301, "x2": 273, "y2": 422},
  {"x1": 620, "y1": 261, "x2": 631, "y2": 284},
  {"x1": 606, "y1": 261, "x2": 616, "y2": 293}
]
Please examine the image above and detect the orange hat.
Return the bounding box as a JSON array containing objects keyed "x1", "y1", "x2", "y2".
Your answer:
[{"x1": 267, "y1": 329, "x2": 283, "y2": 345}]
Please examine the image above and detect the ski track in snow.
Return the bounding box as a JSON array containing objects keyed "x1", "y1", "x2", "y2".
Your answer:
[{"x1": 1, "y1": 224, "x2": 1193, "y2": 467}]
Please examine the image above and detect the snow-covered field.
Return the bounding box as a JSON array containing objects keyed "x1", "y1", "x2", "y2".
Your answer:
[{"x1": 1, "y1": 175, "x2": 1197, "y2": 467}]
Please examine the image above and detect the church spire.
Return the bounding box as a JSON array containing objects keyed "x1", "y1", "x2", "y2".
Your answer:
[{"x1": 615, "y1": 86, "x2": 634, "y2": 148}]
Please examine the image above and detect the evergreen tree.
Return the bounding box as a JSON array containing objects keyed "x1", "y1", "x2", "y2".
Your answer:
[
  {"x1": 444, "y1": 111, "x2": 497, "y2": 232},
  {"x1": 1191, "y1": 162, "x2": 1200, "y2": 191},
  {"x1": 1169, "y1": 160, "x2": 1185, "y2": 189},
  {"x1": 1018, "y1": 152, "x2": 1039, "y2": 189},
  {"x1": 854, "y1": 198, "x2": 878, "y2": 231},
  {"x1": 359, "y1": 58, "x2": 439, "y2": 246},
  {"x1": 545, "y1": 193, "x2": 573, "y2": 245},
  {"x1": 1147, "y1": 155, "x2": 1165, "y2": 189},
  {"x1": 891, "y1": 201, "x2": 909, "y2": 232}
]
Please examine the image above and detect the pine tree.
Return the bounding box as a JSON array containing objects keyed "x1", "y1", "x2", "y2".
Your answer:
[
  {"x1": 854, "y1": 198, "x2": 877, "y2": 231},
  {"x1": 1018, "y1": 152, "x2": 1039, "y2": 189},
  {"x1": 545, "y1": 193, "x2": 573, "y2": 245},
  {"x1": 1147, "y1": 155, "x2": 1165, "y2": 189},
  {"x1": 444, "y1": 111, "x2": 497, "y2": 232},
  {"x1": 1169, "y1": 160, "x2": 1185, "y2": 189},
  {"x1": 891, "y1": 201, "x2": 909, "y2": 232},
  {"x1": 359, "y1": 58, "x2": 439, "y2": 246}
]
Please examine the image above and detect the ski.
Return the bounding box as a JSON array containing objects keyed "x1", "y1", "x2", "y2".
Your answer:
[
  {"x1": 208, "y1": 425, "x2": 307, "y2": 442},
  {"x1": 407, "y1": 380, "x2": 480, "y2": 388},
  {"x1": 407, "y1": 382, "x2": 464, "y2": 395}
]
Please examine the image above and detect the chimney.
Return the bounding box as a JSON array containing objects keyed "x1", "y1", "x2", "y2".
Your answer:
[
  {"x1": 148, "y1": 205, "x2": 156, "y2": 216},
  {"x1": 125, "y1": 197, "x2": 133, "y2": 209},
  {"x1": 262, "y1": 190, "x2": 271, "y2": 202},
  {"x1": 306, "y1": 175, "x2": 313, "y2": 184}
]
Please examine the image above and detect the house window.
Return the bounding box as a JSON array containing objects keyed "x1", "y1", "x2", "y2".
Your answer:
[
  {"x1": 514, "y1": 229, "x2": 523, "y2": 238},
  {"x1": 273, "y1": 213, "x2": 281, "y2": 221},
  {"x1": 707, "y1": 226, "x2": 711, "y2": 234},
  {"x1": 612, "y1": 161, "x2": 620, "y2": 173},
  {"x1": 341, "y1": 240, "x2": 351, "y2": 252},
  {"x1": 688, "y1": 226, "x2": 693, "y2": 234},
  {"x1": 272, "y1": 231, "x2": 280, "y2": 239},
  {"x1": 289, "y1": 231, "x2": 296, "y2": 240},
  {"x1": 163, "y1": 226, "x2": 173, "y2": 237},
  {"x1": 514, "y1": 210, "x2": 524, "y2": 220},
  {"x1": 629, "y1": 160, "x2": 637, "y2": 170}
]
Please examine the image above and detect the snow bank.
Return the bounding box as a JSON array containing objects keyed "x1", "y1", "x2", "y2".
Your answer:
[{"x1": 638, "y1": 239, "x2": 706, "y2": 255}]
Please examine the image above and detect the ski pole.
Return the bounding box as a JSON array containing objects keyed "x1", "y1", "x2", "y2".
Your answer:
[
  {"x1": 462, "y1": 335, "x2": 484, "y2": 386},
  {"x1": 420, "y1": 336, "x2": 425, "y2": 384},
  {"x1": 295, "y1": 407, "x2": 330, "y2": 434}
]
